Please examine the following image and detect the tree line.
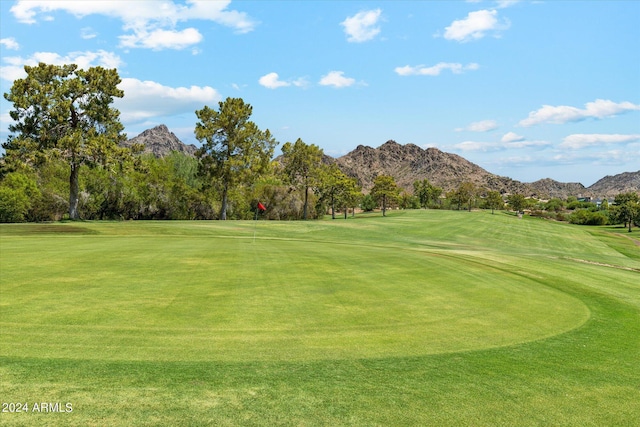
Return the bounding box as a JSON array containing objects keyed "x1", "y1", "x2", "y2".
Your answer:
[{"x1": 1, "y1": 63, "x2": 639, "y2": 230}]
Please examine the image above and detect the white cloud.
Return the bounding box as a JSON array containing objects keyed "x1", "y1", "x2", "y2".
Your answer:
[
  {"x1": 292, "y1": 77, "x2": 310, "y2": 88},
  {"x1": 395, "y1": 62, "x2": 479, "y2": 76},
  {"x1": 560, "y1": 134, "x2": 640, "y2": 149},
  {"x1": 507, "y1": 139, "x2": 551, "y2": 149},
  {"x1": 80, "y1": 27, "x2": 97, "y2": 40},
  {"x1": 454, "y1": 137, "x2": 551, "y2": 152},
  {"x1": 10, "y1": 0, "x2": 256, "y2": 50},
  {"x1": 501, "y1": 131, "x2": 525, "y2": 142},
  {"x1": 519, "y1": 99, "x2": 640, "y2": 127},
  {"x1": 468, "y1": 120, "x2": 498, "y2": 132},
  {"x1": 114, "y1": 78, "x2": 221, "y2": 124},
  {"x1": 454, "y1": 141, "x2": 502, "y2": 151},
  {"x1": 0, "y1": 50, "x2": 124, "y2": 82},
  {"x1": 259, "y1": 72, "x2": 290, "y2": 89},
  {"x1": 443, "y1": 9, "x2": 510, "y2": 42},
  {"x1": 319, "y1": 71, "x2": 356, "y2": 88},
  {"x1": 258, "y1": 73, "x2": 308, "y2": 89},
  {"x1": 0, "y1": 37, "x2": 20, "y2": 50},
  {"x1": 120, "y1": 27, "x2": 203, "y2": 50},
  {"x1": 341, "y1": 9, "x2": 382, "y2": 43},
  {"x1": 496, "y1": 0, "x2": 521, "y2": 8}
]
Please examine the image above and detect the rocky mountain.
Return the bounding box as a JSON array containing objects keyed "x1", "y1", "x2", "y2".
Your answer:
[
  {"x1": 335, "y1": 140, "x2": 529, "y2": 195},
  {"x1": 588, "y1": 171, "x2": 640, "y2": 198},
  {"x1": 122, "y1": 125, "x2": 639, "y2": 199},
  {"x1": 333, "y1": 140, "x2": 639, "y2": 199},
  {"x1": 527, "y1": 179, "x2": 588, "y2": 199},
  {"x1": 121, "y1": 124, "x2": 198, "y2": 157}
]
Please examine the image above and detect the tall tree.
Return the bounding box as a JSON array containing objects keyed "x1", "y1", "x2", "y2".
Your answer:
[
  {"x1": 281, "y1": 138, "x2": 323, "y2": 220},
  {"x1": 413, "y1": 178, "x2": 442, "y2": 208},
  {"x1": 456, "y1": 181, "x2": 478, "y2": 212},
  {"x1": 371, "y1": 175, "x2": 400, "y2": 216},
  {"x1": 340, "y1": 178, "x2": 362, "y2": 219},
  {"x1": 4, "y1": 63, "x2": 126, "y2": 219},
  {"x1": 613, "y1": 192, "x2": 640, "y2": 232},
  {"x1": 316, "y1": 164, "x2": 362, "y2": 219},
  {"x1": 485, "y1": 191, "x2": 504, "y2": 214},
  {"x1": 507, "y1": 193, "x2": 527, "y2": 214},
  {"x1": 195, "y1": 97, "x2": 276, "y2": 220}
]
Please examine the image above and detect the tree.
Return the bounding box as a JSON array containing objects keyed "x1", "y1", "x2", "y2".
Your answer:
[
  {"x1": 338, "y1": 176, "x2": 361, "y2": 219},
  {"x1": 281, "y1": 138, "x2": 323, "y2": 220},
  {"x1": 361, "y1": 194, "x2": 376, "y2": 212},
  {"x1": 0, "y1": 172, "x2": 39, "y2": 222},
  {"x1": 4, "y1": 63, "x2": 126, "y2": 219},
  {"x1": 317, "y1": 164, "x2": 360, "y2": 219},
  {"x1": 413, "y1": 178, "x2": 442, "y2": 208},
  {"x1": 371, "y1": 175, "x2": 400, "y2": 216},
  {"x1": 544, "y1": 198, "x2": 565, "y2": 213},
  {"x1": 507, "y1": 193, "x2": 527, "y2": 214},
  {"x1": 195, "y1": 97, "x2": 276, "y2": 220},
  {"x1": 485, "y1": 191, "x2": 504, "y2": 214},
  {"x1": 613, "y1": 192, "x2": 640, "y2": 232},
  {"x1": 456, "y1": 181, "x2": 478, "y2": 212}
]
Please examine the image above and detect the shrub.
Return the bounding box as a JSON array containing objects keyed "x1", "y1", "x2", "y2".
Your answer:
[{"x1": 569, "y1": 209, "x2": 609, "y2": 225}]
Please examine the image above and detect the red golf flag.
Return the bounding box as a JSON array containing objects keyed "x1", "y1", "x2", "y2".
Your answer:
[{"x1": 257, "y1": 202, "x2": 266, "y2": 212}]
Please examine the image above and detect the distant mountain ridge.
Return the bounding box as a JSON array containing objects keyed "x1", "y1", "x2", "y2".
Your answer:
[
  {"x1": 334, "y1": 140, "x2": 639, "y2": 199},
  {"x1": 124, "y1": 125, "x2": 639, "y2": 199},
  {"x1": 334, "y1": 140, "x2": 529, "y2": 195}
]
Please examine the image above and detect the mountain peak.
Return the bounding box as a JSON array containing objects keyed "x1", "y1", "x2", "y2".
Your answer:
[
  {"x1": 335, "y1": 141, "x2": 527, "y2": 194},
  {"x1": 121, "y1": 124, "x2": 198, "y2": 157}
]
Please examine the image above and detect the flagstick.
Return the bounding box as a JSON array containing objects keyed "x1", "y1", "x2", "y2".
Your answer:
[{"x1": 253, "y1": 209, "x2": 258, "y2": 243}]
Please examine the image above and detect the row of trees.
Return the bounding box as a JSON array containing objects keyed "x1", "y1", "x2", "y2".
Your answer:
[
  {"x1": 0, "y1": 62, "x2": 395, "y2": 222},
  {"x1": 1, "y1": 62, "x2": 639, "y2": 230}
]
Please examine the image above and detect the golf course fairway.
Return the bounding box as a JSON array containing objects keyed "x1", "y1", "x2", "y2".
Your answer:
[{"x1": 1, "y1": 210, "x2": 638, "y2": 425}]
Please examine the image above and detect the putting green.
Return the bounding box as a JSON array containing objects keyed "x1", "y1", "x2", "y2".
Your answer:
[{"x1": 0, "y1": 222, "x2": 589, "y2": 362}]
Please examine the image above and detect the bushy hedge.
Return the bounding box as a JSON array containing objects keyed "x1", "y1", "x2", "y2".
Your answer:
[{"x1": 568, "y1": 209, "x2": 609, "y2": 225}]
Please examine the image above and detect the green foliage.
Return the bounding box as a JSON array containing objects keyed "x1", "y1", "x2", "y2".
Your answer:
[
  {"x1": 507, "y1": 193, "x2": 527, "y2": 213},
  {"x1": 399, "y1": 191, "x2": 420, "y2": 209},
  {"x1": 544, "y1": 198, "x2": 565, "y2": 212},
  {"x1": 412, "y1": 178, "x2": 442, "y2": 208},
  {"x1": 456, "y1": 181, "x2": 479, "y2": 211},
  {"x1": 3, "y1": 62, "x2": 127, "y2": 219},
  {"x1": 195, "y1": 97, "x2": 277, "y2": 220},
  {"x1": 567, "y1": 200, "x2": 595, "y2": 210},
  {"x1": 569, "y1": 209, "x2": 609, "y2": 225},
  {"x1": 281, "y1": 138, "x2": 324, "y2": 220},
  {"x1": 315, "y1": 164, "x2": 361, "y2": 219},
  {"x1": 361, "y1": 194, "x2": 376, "y2": 212},
  {"x1": 483, "y1": 190, "x2": 504, "y2": 214},
  {"x1": 0, "y1": 172, "x2": 39, "y2": 222},
  {"x1": 371, "y1": 175, "x2": 400, "y2": 216}
]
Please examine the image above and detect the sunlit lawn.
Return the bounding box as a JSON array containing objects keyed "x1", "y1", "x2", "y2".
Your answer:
[{"x1": 1, "y1": 210, "x2": 638, "y2": 425}]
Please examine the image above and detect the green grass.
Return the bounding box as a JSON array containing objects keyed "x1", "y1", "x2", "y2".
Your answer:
[{"x1": 1, "y1": 210, "x2": 639, "y2": 426}]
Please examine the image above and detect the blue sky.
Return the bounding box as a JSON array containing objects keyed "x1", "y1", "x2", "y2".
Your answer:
[{"x1": 1, "y1": 0, "x2": 639, "y2": 186}]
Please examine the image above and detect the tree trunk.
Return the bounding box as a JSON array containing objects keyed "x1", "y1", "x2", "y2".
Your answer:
[
  {"x1": 220, "y1": 184, "x2": 228, "y2": 220},
  {"x1": 69, "y1": 162, "x2": 80, "y2": 220},
  {"x1": 382, "y1": 195, "x2": 386, "y2": 216},
  {"x1": 303, "y1": 185, "x2": 308, "y2": 220},
  {"x1": 331, "y1": 194, "x2": 335, "y2": 219},
  {"x1": 344, "y1": 206, "x2": 348, "y2": 220}
]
